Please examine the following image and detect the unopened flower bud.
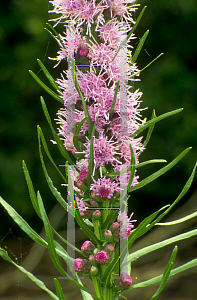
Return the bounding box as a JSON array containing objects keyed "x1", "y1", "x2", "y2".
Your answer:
[
  {"x1": 73, "y1": 258, "x2": 89, "y2": 273},
  {"x1": 95, "y1": 250, "x2": 109, "y2": 264},
  {"x1": 90, "y1": 266, "x2": 99, "y2": 276},
  {"x1": 116, "y1": 272, "x2": 132, "y2": 289},
  {"x1": 81, "y1": 240, "x2": 95, "y2": 255},
  {"x1": 93, "y1": 248, "x2": 99, "y2": 256},
  {"x1": 110, "y1": 222, "x2": 120, "y2": 241},
  {"x1": 105, "y1": 244, "x2": 114, "y2": 255},
  {"x1": 90, "y1": 200, "x2": 98, "y2": 207},
  {"x1": 92, "y1": 210, "x2": 101, "y2": 220},
  {"x1": 104, "y1": 230, "x2": 112, "y2": 241},
  {"x1": 89, "y1": 255, "x2": 95, "y2": 263}
]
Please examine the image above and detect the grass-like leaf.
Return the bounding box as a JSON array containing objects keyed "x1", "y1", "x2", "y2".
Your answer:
[
  {"x1": 131, "y1": 30, "x2": 149, "y2": 63},
  {"x1": 105, "y1": 159, "x2": 166, "y2": 178},
  {"x1": 0, "y1": 248, "x2": 59, "y2": 300},
  {"x1": 74, "y1": 75, "x2": 93, "y2": 138},
  {"x1": 128, "y1": 147, "x2": 192, "y2": 193},
  {"x1": 37, "y1": 59, "x2": 59, "y2": 90},
  {"x1": 141, "y1": 53, "x2": 164, "y2": 72},
  {"x1": 128, "y1": 144, "x2": 135, "y2": 188},
  {"x1": 109, "y1": 80, "x2": 120, "y2": 120},
  {"x1": 156, "y1": 211, "x2": 197, "y2": 226},
  {"x1": 128, "y1": 228, "x2": 197, "y2": 263},
  {"x1": 73, "y1": 117, "x2": 87, "y2": 151},
  {"x1": 29, "y1": 70, "x2": 63, "y2": 103},
  {"x1": 143, "y1": 109, "x2": 156, "y2": 147},
  {"x1": 39, "y1": 127, "x2": 67, "y2": 183},
  {"x1": 87, "y1": 117, "x2": 98, "y2": 187},
  {"x1": 22, "y1": 160, "x2": 41, "y2": 218},
  {"x1": 112, "y1": 6, "x2": 147, "y2": 62},
  {"x1": 149, "y1": 246, "x2": 178, "y2": 300},
  {"x1": 126, "y1": 258, "x2": 197, "y2": 290},
  {"x1": 54, "y1": 278, "x2": 66, "y2": 300},
  {"x1": 37, "y1": 126, "x2": 73, "y2": 216},
  {"x1": 130, "y1": 108, "x2": 183, "y2": 138},
  {"x1": 40, "y1": 96, "x2": 75, "y2": 165}
]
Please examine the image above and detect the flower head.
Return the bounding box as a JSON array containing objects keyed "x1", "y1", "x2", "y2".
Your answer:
[
  {"x1": 73, "y1": 258, "x2": 89, "y2": 273},
  {"x1": 95, "y1": 250, "x2": 109, "y2": 264},
  {"x1": 90, "y1": 177, "x2": 120, "y2": 200},
  {"x1": 81, "y1": 240, "x2": 95, "y2": 255},
  {"x1": 116, "y1": 272, "x2": 132, "y2": 289}
]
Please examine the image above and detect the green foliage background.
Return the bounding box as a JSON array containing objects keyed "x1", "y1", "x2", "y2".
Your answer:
[{"x1": 0, "y1": 0, "x2": 197, "y2": 236}]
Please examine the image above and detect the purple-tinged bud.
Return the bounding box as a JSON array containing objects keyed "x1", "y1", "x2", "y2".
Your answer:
[
  {"x1": 90, "y1": 266, "x2": 99, "y2": 276},
  {"x1": 81, "y1": 241, "x2": 95, "y2": 255},
  {"x1": 116, "y1": 272, "x2": 132, "y2": 289},
  {"x1": 92, "y1": 210, "x2": 101, "y2": 220},
  {"x1": 93, "y1": 248, "x2": 99, "y2": 256},
  {"x1": 105, "y1": 244, "x2": 114, "y2": 255},
  {"x1": 89, "y1": 255, "x2": 95, "y2": 263},
  {"x1": 111, "y1": 222, "x2": 120, "y2": 232},
  {"x1": 90, "y1": 200, "x2": 98, "y2": 207},
  {"x1": 104, "y1": 230, "x2": 112, "y2": 241},
  {"x1": 95, "y1": 250, "x2": 109, "y2": 264},
  {"x1": 79, "y1": 46, "x2": 88, "y2": 57},
  {"x1": 110, "y1": 222, "x2": 120, "y2": 241},
  {"x1": 78, "y1": 168, "x2": 88, "y2": 181},
  {"x1": 73, "y1": 258, "x2": 89, "y2": 273}
]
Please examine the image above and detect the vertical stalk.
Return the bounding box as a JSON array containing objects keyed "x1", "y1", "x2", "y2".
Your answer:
[
  {"x1": 102, "y1": 199, "x2": 110, "y2": 223},
  {"x1": 93, "y1": 219, "x2": 101, "y2": 240},
  {"x1": 91, "y1": 276, "x2": 101, "y2": 299}
]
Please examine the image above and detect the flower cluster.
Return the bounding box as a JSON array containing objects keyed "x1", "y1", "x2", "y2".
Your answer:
[{"x1": 50, "y1": 0, "x2": 143, "y2": 293}]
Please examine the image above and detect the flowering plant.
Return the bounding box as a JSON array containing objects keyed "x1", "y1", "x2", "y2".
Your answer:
[{"x1": 0, "y1": 0, "x2": 197, "y2": 299}]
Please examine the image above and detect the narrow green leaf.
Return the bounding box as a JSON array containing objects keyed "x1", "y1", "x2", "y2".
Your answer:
[
  {"x1": 112, "y1": 6, "x2": 147, "y2": 62},
  {"x1": 37, "y1": 59, "x2": 59, "y2": 90},
  {"x1": 54, "y1": 278, "x2": 66, "y2": 300},
  {"x1": 37, "y1": 126, "x2": 73, "y2": 216},
  {"x1": 143, "y1": 110, "x2": 156, "y2": 147},
  {"x1": 136, "y1": 159, "x2": 167, "y2": 168},
  {"x1": 105, "y1": 159, "x2": 166, "y2": 178},
  {"x1": 149, "y1": 161, "x2": 197, "y2": 226},
  {"x1": 75, "y1": 204, "x2": 100, "y2": 245},
  {"x1": 128, "y1": 144, "x2": 135, "y2": 188},
  {"x1": 87, "y1": 118, "x2": 98, "y2": 187},
  {"x1": 39, "y1": 127, "x2": 67, "y2": 183},
  {"x1": 131, "y1": 30, "x2": 149, "y2": 64},
  {"x1": 0, "y1": 195, "x2": 47, "y2": 247},
  {"x1": 156, "y1": 211, "x2": 197, "y2": 226},
  {"x1": 29, "y1": 70, "x2": 63, "y2": 103},
  {"x1": 76, "y1": 275, "x2": 94, "y2": 300},
  {"x1": 40, "y1": 96, "x2": 75, "y2": 165},
  {"x1": 128, "y1": 147, "x2": 192, "y2": 193},
  {"x1": 128, "y1": 205, "x2": 169, "y2": 249},
  {"x1": 22, "y1": 160, "x2": 41, "y2": 218},
  {"x1": 109, "y1": 80, "x2": 120, "y2": 120},
  {"x1": 73, "y1": 117, "x2": 88, "y2": 151},
  {"x1": 74, "y1": 75, "x2": 93, "y2": 137},
  {"x1": 141, "y1": 53, "x2": 164, "y2": 72},
  {"x1": 150, "y1": 246, "x2": 178, "y2": 300},
  {"x1": 130, "y1": 108, "x2": 183, "y2": 138},
  {"x1": 37, "y1": 191, "x2": 68, "y2": 277},
  {"x1": 0, "y1": 248, "x2": 59, "y2": 300},
  {"x1": 128, "y1": 228, "x2": 197, "y2": 264},
  {"x1": 126, "y1": 258, "x2": 197, "y2": 290},
  {"x1": 53, "y1": 229, "x2": 84, "y2": 257}
]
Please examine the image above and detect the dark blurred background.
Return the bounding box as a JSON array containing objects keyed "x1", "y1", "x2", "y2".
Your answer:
[{"x1": 0, "y1": 0, "x2": 197, "y2": 299}]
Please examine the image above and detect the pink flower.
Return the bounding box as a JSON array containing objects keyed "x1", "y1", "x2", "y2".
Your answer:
[
  {"x1": 73, "y1": 258, "x2": 89, "y2": 273},
  {"x1": 118, "y1": 211, "x2": 135, "y2": 240},
  {"x1": 95, "y1": 250, "x2": 109, "y2": 264},
  {"x1": 90, "y1": 177, "x2": 121, "y2": 200},
  {"x1": 78, "y1": 167, "x2": 88, "y2": 182},
  {"x1": 81, "y1": 240, "x2": 95, "y2": 255},
  {"x1": 116, "y1": 272, "x2": 132, "y2": 289}
]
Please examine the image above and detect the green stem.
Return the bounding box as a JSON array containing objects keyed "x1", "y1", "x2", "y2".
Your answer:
[
  {"x1": 102, "y1": 200, "x2": 110, "y2": 224},
  {"x1": 101, "y1": 286, "x2": 113, "y2": 300},
  {"x1": 93, "y1": 219, "x2": 101, "y2": 240},
  {"x1": 91, "y1": 276, "x2": 101, "y2": 299}
]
